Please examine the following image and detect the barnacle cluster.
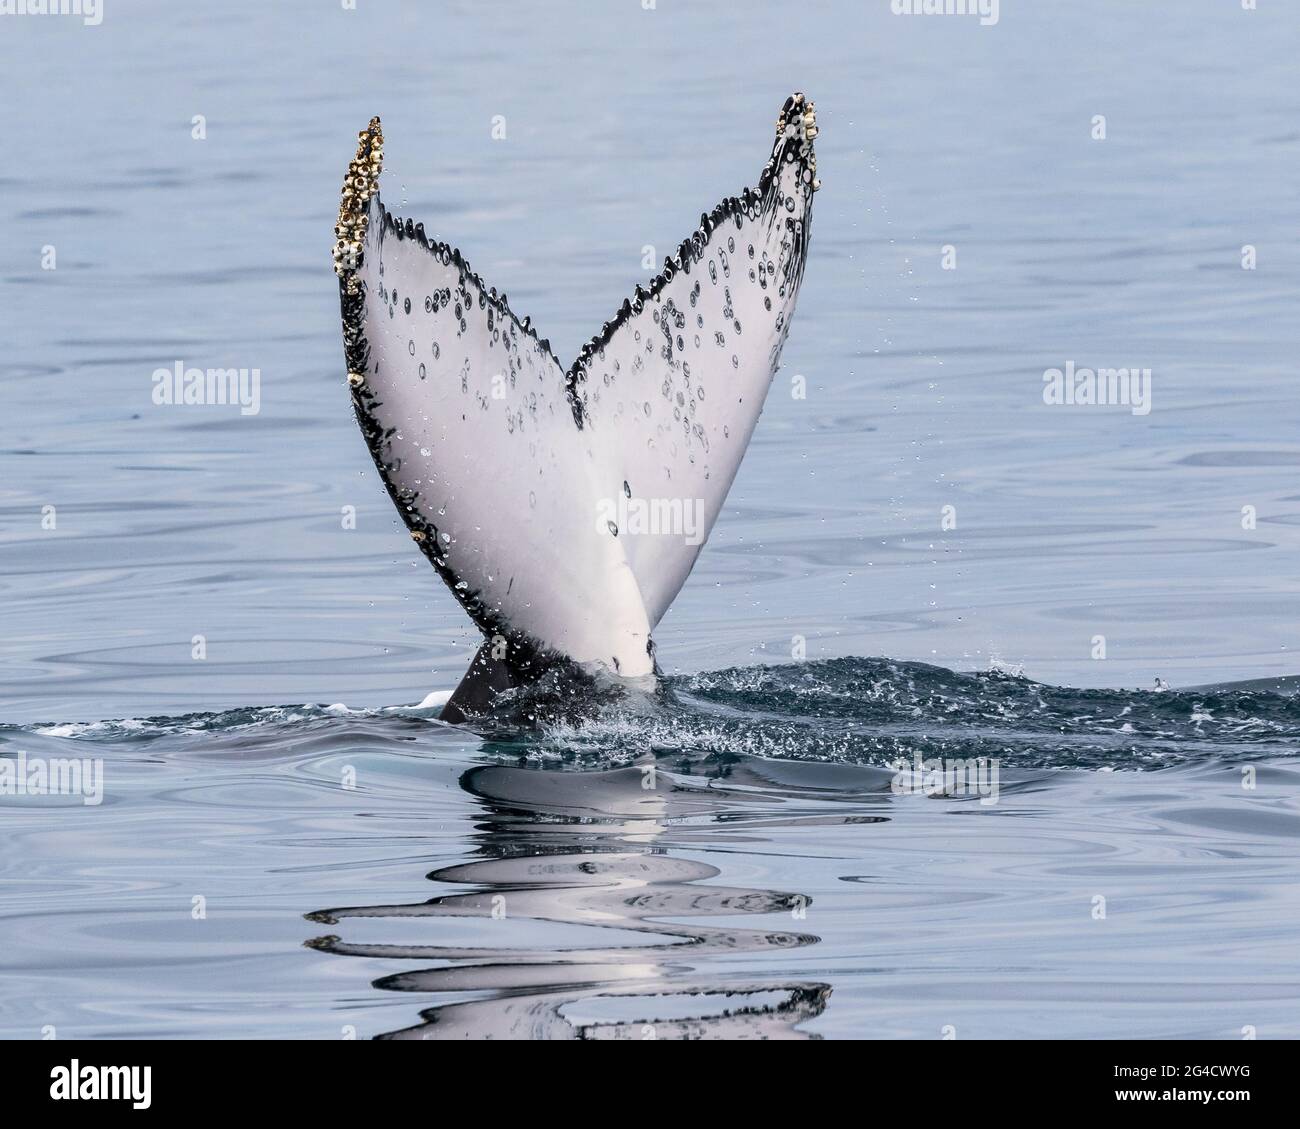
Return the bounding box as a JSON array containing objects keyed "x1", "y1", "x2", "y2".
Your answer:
[
  {"x1": 776, "y1": 92, "x2": 820, "y2": 192},
  {"x1": 333, "y1": 116, "x2": 383, "y2": 281}
]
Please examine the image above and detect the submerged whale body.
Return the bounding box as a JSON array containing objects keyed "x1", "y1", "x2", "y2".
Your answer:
[{"x1": 333, "y1": 93, "x2": 819, "y2": 722}]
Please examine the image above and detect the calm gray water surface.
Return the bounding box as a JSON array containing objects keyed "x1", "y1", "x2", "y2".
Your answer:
[{"x1": 2, "y1": 1, "x2": 1299, "y2": 1039}]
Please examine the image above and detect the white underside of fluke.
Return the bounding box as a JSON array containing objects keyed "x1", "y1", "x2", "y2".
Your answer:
[{"x1": 336, "y1": 94, "x2": 818, "y2": 685}]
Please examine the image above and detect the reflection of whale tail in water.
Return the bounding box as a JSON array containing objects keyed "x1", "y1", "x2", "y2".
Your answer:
[
  {"x1": 306, "y1": 763, "x2": 843, "y2": 1039},
  {"x1": 332, "y1": 95, "x2": 819, "y2": 720},
  {"x1": 380, "y1": 977, "x2": 830, "y2": 1042}
]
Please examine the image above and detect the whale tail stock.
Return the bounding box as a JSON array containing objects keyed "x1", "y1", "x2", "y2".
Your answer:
[{"x1": 334, "y1": 94, "x2": 818, "y2": 722}]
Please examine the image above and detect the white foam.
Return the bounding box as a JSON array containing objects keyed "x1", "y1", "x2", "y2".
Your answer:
[{"x1": 413, "y1": 689, "x2": 453, "y2": 710}]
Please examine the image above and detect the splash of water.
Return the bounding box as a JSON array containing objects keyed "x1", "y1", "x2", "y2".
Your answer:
[{"x1": 8, "y1": 658, "x2": 1300, "y2": 773}]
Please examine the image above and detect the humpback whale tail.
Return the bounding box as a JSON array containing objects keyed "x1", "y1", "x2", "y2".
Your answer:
[{"x1": 334, "y1": 93, "x2": 819, "y2": 722}]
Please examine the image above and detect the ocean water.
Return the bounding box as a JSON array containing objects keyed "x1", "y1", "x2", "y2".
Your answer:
[{"x1": 2, "y1": 0, "x2": 1299, "y2": 1039}]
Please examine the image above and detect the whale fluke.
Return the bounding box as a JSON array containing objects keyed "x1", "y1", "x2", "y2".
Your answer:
[{"x1": 334, "y1": 95, "x2": 819, "y2": 721}]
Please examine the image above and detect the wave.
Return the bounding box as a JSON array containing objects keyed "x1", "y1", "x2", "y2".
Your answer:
[{"x1": 6, "y1": 658, "x2": 1300, "y2": 772}]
